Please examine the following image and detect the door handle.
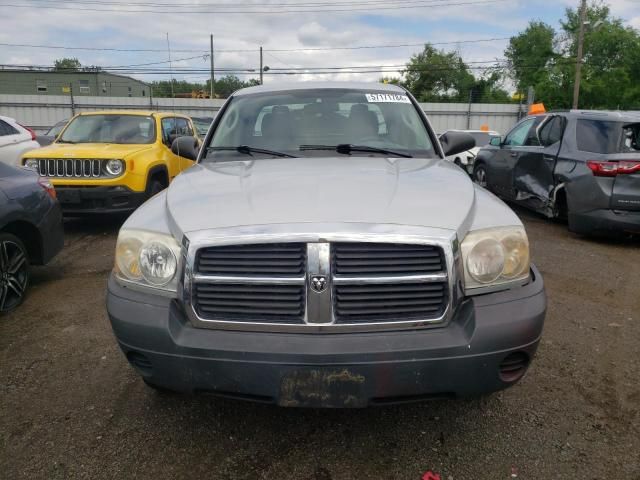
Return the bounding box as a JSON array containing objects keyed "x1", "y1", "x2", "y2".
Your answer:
[
  {"x1": 543, "y1": 156, "x2": 555, "y2": 162},
  {"x1": 510, "y1": 152, "x2": 518, "y2": 157}
]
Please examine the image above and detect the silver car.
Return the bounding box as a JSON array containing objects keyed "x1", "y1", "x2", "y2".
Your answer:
[{"x1": 106, "y1": 82, "x2": 546, "y2": 407}]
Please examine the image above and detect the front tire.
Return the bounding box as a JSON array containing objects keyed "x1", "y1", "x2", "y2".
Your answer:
[
  {"x1": 473, "y1": 163, "x2": 488, "y2": 188},
  {"x1": 0, "y1": 233, "x2": 30, "y2": 314}
]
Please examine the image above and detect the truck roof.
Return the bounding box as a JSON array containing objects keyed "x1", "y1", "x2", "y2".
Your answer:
[{"x1": 234, "y1": 81, "x2": 406, "y2": 97}]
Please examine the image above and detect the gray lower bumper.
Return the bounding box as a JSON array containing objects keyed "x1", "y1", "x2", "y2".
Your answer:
[
  {"x1": 569, "y1": 209, "x2": 640, "y2": 235},
  {"x1": 107, "y1": 267, "x2": 546, "y2": 407}
]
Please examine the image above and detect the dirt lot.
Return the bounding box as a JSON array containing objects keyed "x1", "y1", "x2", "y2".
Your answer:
[{"x1": 1, "y1": 210, "x2": 639, "y2": 480}]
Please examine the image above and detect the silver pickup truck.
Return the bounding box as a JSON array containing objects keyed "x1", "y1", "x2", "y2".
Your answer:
[{"x1": 106, "y1": 82, "x2": 546, "y2": 407}]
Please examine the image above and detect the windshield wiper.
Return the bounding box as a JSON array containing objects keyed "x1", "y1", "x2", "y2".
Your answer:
[
  {"x1": 207, "y1": 145, "x2": 296, "y2": 158},
  {"x1": 299, "y1": 144, "x2": 413, "y2": 158}
]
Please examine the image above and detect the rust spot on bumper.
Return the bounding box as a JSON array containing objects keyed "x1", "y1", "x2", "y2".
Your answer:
[{"x1": 279, "y1": 368, "x2": 367, "y2": 408}]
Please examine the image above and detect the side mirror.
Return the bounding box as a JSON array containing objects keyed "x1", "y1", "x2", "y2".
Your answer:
[
  {"x1": 440, "y1": 131, "x2": 476, "y2": 157},
  {"x1": 489, "y1": 136, "x2": 502, "y2": 147},
  {"x1": 171, "y1": 136, "x2": 199, "y2": 161}
]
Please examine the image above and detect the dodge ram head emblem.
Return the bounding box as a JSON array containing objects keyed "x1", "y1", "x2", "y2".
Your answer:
[{"x1": 310, "y1": 275, "x2": 327, "y2": 293}]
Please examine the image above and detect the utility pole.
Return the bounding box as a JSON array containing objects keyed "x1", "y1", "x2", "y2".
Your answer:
[
  {"x1": 210, "y1": 34, "x2": 215, "y2": 99},
  {"x1": 69, "y1": 83, "x2": 75, "y2": 116},
  {"x1": 572, "y1": 0, "x2": 587, "y2": 110},
  {"x1": 259, "y1": 46, "x2": 263, "y2": 85}
]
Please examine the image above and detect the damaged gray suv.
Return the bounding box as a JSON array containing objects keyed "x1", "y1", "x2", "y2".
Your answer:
[
  {"x1": 473, "y1": 110, "x2": 640, "y2": 235},
  {"x1": 107, "y1": 82, "x2": 546, "y2": 407}
]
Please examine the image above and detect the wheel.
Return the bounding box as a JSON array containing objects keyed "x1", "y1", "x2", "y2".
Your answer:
[
  {"x1": 473, "y1": 163, "x2": 488, "y2": 188},
  {"x1": 0, "y1": 233, "x2": 30, "y2": 313}
]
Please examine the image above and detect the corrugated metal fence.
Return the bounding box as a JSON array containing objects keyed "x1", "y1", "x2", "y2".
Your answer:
[{"x1": 0, "y1": 94, "x2": 525, "y2": 134}]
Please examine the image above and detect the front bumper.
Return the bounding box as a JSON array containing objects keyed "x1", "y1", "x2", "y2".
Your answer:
[
  {"x1": 107, "y1": 266, "x2": 546, "y2": 407},
  {"x1": 569, "y1": 209, "x2": 640, "y2": 235},
  {"x1": 36, "y1": 200, "x2": 64, "y2": 265},
  {"x1": 56, "y1": 186, "x2": 146, "y2": 215}
]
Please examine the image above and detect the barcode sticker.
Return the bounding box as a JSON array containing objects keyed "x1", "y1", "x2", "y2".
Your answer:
[{"x1": 365, "y1": 93, "x2": 411, "y2": 103}]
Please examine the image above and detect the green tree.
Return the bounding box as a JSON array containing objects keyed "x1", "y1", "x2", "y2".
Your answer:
[
  {"x1": 150, "y1": 75, "x2": 259, "y2": 98},
  {"x1": 54, "y1": 58, "x2": 82, "y2": 71},
  {"x1": 402, "y1": 44, "x2": 476, "y2": 102},
  {"x1": 505, "y1": 2, "x2": 640, "y2": 109},
  {"x1": 504, "y1": 21, "x2": 556, "y2": 95}
]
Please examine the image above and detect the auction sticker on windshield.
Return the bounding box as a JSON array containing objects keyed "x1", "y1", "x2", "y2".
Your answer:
[{"x1": 366, "y1": 93, "x2": 411, "y2": 103}]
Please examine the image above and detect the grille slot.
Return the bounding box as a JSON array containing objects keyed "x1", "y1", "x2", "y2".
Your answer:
[
  {"x1": 334, "y1": 282, "x2": 447, "y2": 323},
  {"x1": 37, "y1": 158, "x2": 107, "y2": 178},
  {"x1": 196, "y1": 243, "x2": 306, "y2": 277},
  {"x1": 332, "y1": 242, "x2": 444, "y2": 275},
  {"x1": 194, "y1": 283, "x2": 305, "y2": 323}
]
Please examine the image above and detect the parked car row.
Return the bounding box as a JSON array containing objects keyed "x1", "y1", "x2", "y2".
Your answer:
[
  {"x1": 2, "y1": 87, "x2": 638, "y2": 410},
  {"x1": 0, "y1": 110, "x2": 208, "y2": 313}
]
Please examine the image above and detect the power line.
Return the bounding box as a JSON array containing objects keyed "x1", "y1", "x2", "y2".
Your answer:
[
  {"x1": 0, "y1": 60, "x2": 578, "y2": 77},
  {"x1": 268, "y1": 37, "x2": 511, "y2": 52},
  {"x1": 0, "y1": 0, "x2": 508, "y2": 14},
  {"x1": 0, "y1": 36, "x2": 511, "y2": 54},
  {"x1": 106, "y1": 54, "x2": 210, "y2": 68},
  {"x1": 9, "y1": 0, "x2": 480, "y2": 7}
]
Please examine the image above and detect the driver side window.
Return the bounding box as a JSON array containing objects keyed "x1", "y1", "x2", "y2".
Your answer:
[{"x1": 504, "y1": 118, "x2": 536, "y2": 147}]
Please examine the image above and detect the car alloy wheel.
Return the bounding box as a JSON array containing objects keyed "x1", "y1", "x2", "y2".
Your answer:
[
  {"x1": 475, "y1": 165, "x2": 488, "y2": 188},
  {"x1": 0, "y1": 235, "x2": 29, "y2": 313}
]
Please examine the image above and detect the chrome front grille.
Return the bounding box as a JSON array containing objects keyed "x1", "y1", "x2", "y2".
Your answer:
[
  {"x1": 193, "y1": 283, "x2": 305, "y2": 323},
  {"x1": 333, "y1": 281, "x2": 447, "y2": 323},
  {"x1": 188, "y1": 240, "x2": 451, "y2": 331},
  {"x1": 332, "y1": 242, "x2": 444, "y2": 275},
  {"x1": 196, "y1": 243, "x2": 306, "y2": 277},
  {"x1": 36, "y1": 159, "x2": 104, "y2": 178},
  {"x1": 193, "y1": 243, "x2": 307, "y2": 322}
]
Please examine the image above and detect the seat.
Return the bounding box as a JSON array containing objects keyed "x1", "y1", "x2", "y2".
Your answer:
[
  {"x1": 260, "y1": 106, "x2": 294, "y2": 149},
  {"x1": 346, "y1": 104, "x2": 379, "y2": 142}
]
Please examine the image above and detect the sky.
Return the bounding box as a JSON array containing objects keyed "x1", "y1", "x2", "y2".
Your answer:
[{"x1": 0, "y1": 0, "x2": 639, "y2": 90}]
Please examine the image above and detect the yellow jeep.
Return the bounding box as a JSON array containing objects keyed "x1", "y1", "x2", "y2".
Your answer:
[{"x1": 21, "y1": 111, "x2": 198, "y2": 215}]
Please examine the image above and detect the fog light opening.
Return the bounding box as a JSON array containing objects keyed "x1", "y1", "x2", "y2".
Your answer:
[
  {"x1": 126, "y1": 351, "x2": 153, "y2": 377},
  {"x1": 499, "y1": 351, "x2": 529, "y2": 383}
]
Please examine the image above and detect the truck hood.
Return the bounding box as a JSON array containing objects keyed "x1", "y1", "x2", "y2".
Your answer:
[
  {"x1": 166, "y1": 157, "x2": 477, "y2": 237},
  {"x1": 24, "y1": 143, "x2": 153, "y2": 159}
]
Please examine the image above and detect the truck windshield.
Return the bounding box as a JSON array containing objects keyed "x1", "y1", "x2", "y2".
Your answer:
[
  {"x1": 58, "y1": 115, "x2": 156, "y2": 144},
  {"x1": 577, "y1": 119, "x2": 640, "y2": 154},
  {"x1": 207, "y1": 89, "x2": 434, "y2": 159}
]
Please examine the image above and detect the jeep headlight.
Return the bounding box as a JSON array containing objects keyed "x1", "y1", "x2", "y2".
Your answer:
[
  {"x1": 105, "y1": 159, "x2": 124, "y2": 176},
  {"x1": 461, "y1": 226, "x2": 530, "y2": 292},
  {"x1": 24, "y1": 159, "x2": 39, "y2": 171},
  {"x1": 114, "y1": 229, "x2": 181, "y2": 293}
]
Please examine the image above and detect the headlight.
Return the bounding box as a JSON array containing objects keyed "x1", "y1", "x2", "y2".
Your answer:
[
  {"x1": 24, "y1": 159, "x2": 39, "y2": 171},
  {"x1": 461, "y1": 226, "x2": 530, "y2": 293},
  {"x1": 114, "y1": 229, "x2": 181, "y2": 294},
  {"x1": 105, "y1": 159, "x2": 124, "y2": 176}
]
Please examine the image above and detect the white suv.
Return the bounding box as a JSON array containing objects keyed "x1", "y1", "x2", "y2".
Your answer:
[{"x1": 0, "y1": 115, "x2": 40, "y2": 166}]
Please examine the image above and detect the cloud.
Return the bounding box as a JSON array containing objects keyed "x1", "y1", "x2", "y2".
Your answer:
[{"x1": 0, "y1": 0, "x2": 635, "y2": 88}]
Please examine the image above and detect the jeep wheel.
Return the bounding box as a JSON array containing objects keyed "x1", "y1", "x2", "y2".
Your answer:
[
  {"x1": 0, "y1": 233, "x2": 30, "y2": 314},
  {"x1": 473, "y1": 164, "x2": 488, "y2": 188}
]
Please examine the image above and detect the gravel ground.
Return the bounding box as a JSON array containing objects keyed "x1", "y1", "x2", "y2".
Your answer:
[{"x1": 1, "y1": 209, "x2": 639, "y2": 480}]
